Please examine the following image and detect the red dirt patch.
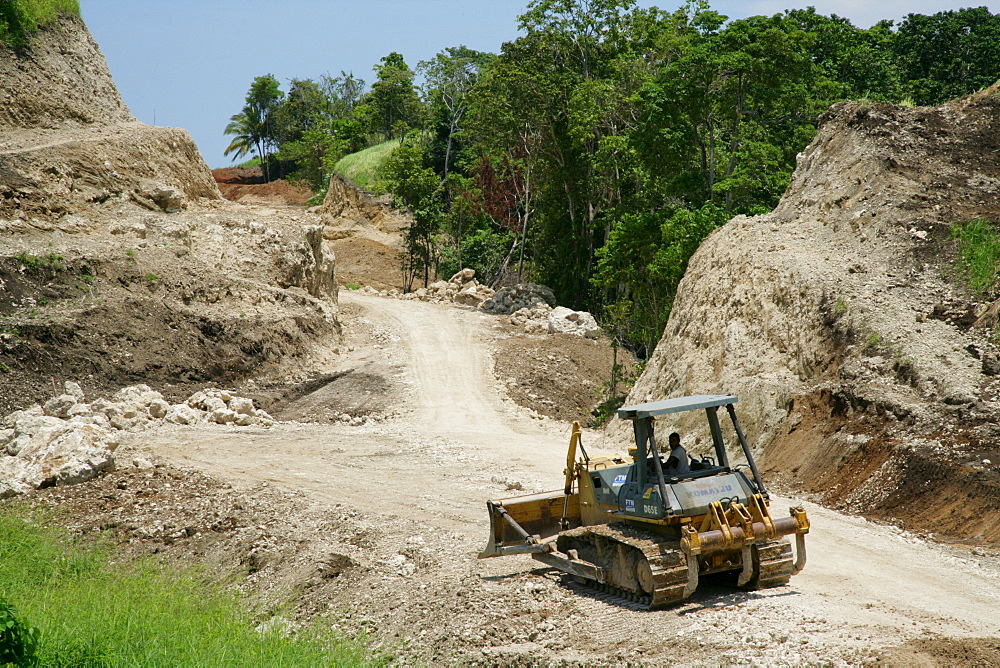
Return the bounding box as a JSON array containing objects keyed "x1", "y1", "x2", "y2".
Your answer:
[
  {"x1": 331, "y1": 237, "x2": 403, "y2": 290},
  {"x1": 212, "y1": 167, "x2": 313, "y2": 206}
]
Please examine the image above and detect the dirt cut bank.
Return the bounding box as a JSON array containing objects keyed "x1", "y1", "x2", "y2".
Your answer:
[
  {"x1": 626, "y1": 88, "x2": 1000, "y2": 544},
  {"x1": 0, "y1": 15, "x2": 341, "y2": 415}
]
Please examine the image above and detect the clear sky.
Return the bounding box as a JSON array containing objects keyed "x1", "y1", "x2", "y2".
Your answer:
[{"x1": 81, "y1": 1, "x2": 992, "y2": 169}]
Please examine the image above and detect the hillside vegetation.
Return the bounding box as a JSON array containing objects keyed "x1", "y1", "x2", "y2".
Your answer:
[
  {"x1": 0, "y1": 0, "x2": 78, "y2": 47},
  {"x1": 333, "y1": 138, "x2": 400, "y2": 191},
  {"x1": 225, "y1": 2, "x2": 1000, "y2": 355}
]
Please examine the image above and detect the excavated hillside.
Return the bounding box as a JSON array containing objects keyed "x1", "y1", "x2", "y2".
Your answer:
[
  {"x1": 0, "y1": 15, "x2": 340, "y2": 414},
  {"x1": 627, "y1": 89, "x2": 1000, "y2": 544}
]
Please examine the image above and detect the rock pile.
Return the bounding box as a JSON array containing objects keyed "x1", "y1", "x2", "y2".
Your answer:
[
  {"x1": 354, "y1": 272, "x2": 601, "y2": 338},
  {"x1": 482, "y1": 283, "x2": 556, "y2": 315},
  {"x1": 509, "y1": 304, "x2": 601, "y2": 339},
  {"x1": 0, "y1": 382, "x2": 274, "y2": 498},
  {"x1": 397, "y1": 269, "x2": 496, "y2": 308}
]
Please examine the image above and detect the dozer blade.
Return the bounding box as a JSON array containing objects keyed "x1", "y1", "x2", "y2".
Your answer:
[{"x1": 480, "y1": 489, "x2": 581, "y2": 558}]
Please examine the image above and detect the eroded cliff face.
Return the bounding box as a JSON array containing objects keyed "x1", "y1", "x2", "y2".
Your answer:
[
  {"x1": 0, "y1": 14, "x2": 132, "y2": 129},
  {"x1": 626, "y1": 90, "x2": 1000, "y2": 541},
  {"x1": 0, "y1": 14, "x2": 219, "y2": 215}
]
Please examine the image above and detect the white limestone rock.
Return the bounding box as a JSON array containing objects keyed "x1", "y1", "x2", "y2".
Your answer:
[
  {"x1": 148, "y1": 399, "x2": 170, "y2": 419},
  {"x1": 63, "y1": 381, "x2": 86, "y2": 402},
  {"x1": 43, "y1": 394, "x2": 78, "y2": 418},
  {"x1": 165, "y1": 404, "x2": 201, "y2": 425}
]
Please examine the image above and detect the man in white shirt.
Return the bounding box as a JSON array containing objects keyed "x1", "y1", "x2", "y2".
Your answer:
[{"x1": 665, "y1": 431, "x2": 690, "y2": 475}]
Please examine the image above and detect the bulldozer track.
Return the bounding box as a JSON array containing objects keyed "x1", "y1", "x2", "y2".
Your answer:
[
  {"x1": 557, "y1": 523, "x2": 693, "y2": 609},
  {"x1": 555, "y1": 524, "x2": 796, "y2": 608},
  {"x1": 746, "y1": 538, "x2": 794, "y2": 589}
]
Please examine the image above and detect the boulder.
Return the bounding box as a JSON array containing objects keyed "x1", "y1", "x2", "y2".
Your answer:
[
  {"x1": 229, "y1": 396, "x2": 256, "y2": 416},
  {"x1": 137, "y1": 184, "x2": 185, "y2": 213},
  {"x1": 165, "y1": 404, "x2": 201, "y2": 425},
  {"x1": 548, "y1": 306, "x2": 601, "y2": 339},
  {"x1": 449, "y1": 268, "x2": 476, "y2": 283},
  {"x1": 234, "y1": 413, "x2": 255, "y2": 427},
  {"x1": 147, "y1": 399, "x2": 170, "y2": 419},
  {"x1": 455, "y1": 284, "x2": 495, "y2": 308},
  {"x1": 0, "y1": 423, "x2": 117, "y2": 493},
  {"x1": 187, "y1": 389, "x2": 230, "y2": 412},
  {"x1": 7, "y1": 415, "x2": 69, "y2": 456},
  {"x1": 210, "y1": 408, "x2": 238, "y2": 424},
  {"x1": 2, "y1": 405, "x2": 41, "y2": 429},
  {"x1": 63, "y1": 381, "x2": 86, "y2": 402},
  {"x1": 483, "y1": 283, "x2": 557, "y2": 315},
  {"x1": 43, "y1": 394, "x2": 78, "y2": 418},
  {"x1": 113, "y1": 384, "x2": 165, "y2": 407}
]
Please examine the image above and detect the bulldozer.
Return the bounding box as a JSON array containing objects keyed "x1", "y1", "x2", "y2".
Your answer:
[{"x1": 480, "y1": 394, "x2": 809, "y2": 608}]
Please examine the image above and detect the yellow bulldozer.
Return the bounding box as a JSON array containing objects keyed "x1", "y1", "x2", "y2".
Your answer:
[{"x1": 480, "y1": 395, "x2": 809, "y2": 608}]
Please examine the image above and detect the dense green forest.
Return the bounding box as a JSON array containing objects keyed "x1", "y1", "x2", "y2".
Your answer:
[{"x1": 224, "y1": 1, "x2": 1000, "y2": 357}]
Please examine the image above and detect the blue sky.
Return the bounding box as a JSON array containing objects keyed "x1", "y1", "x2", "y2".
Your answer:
[{"x1": 82, "y1": 1, "x2": 991, "y2": 169}]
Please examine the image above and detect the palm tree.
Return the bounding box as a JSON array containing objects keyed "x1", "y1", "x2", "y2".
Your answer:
[{"x1": 223, "y1": 102, "x2": 271, "y2": 179}]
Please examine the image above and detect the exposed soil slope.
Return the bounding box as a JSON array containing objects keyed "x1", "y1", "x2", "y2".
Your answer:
[
  {"x1": 626, "y1": 89, "x2": 1000, "y2": 544},
  {"x1": 0, "y1": 15, "x2": 220, "y2": 217},
  {"x1": 0, "y1": 16, "x2": 338, "y2": 414},
  {"x1": 318, "y1": 174, "x2": 408, "y2": 290},
  {"x1": 213, "y1": 166, "x2": 313, "y2": 206}
]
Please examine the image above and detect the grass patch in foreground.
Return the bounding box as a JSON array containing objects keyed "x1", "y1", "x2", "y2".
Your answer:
[
  {"x1": 333, "y1": 139, "x2": 401, "y2": 192},
  {"x1": 952, "y1": 218, "x2": 1000, "y2": 294},
  {"x1": 0, "y1": 0, "x2": 80, "y2": 48},
  {"x1": 0, "y1": 503, "x2": 381, "y2": 666}
]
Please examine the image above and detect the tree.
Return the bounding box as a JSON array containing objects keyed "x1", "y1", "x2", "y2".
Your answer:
[
  {"x1": 222, "y1": 103, "x2": 265, "y2": 164},
  {"x1": 784, "y1": 8, "x2": 902, "y2": 102},
  {"x1": 592, "y1": 203, "x2": 728, "y2": 356},
  {"x1": 366, "y1": 52, "x2": 422, "y2": 140},
  {"x1": 419, "y1": 46, "x2": 494, "y2": 180},
  {"x1": 633, "y1": 12, "x2": 826, "y2": 214},
  {"x1": 894, "y1": 8, "x2": 1000, "y2": 105},
  {"x1": 467, "y1": 0, "x2": 652, "y2": 309},
  {"x1": 223, "y1": 74, "x2": 284, "y2": 180},
  {"x1": 271, "y1": 78, "x2": 333, "y2": 186},
  {"x1": 382, "y1": 139, "x2": 442, "y2": 290}
]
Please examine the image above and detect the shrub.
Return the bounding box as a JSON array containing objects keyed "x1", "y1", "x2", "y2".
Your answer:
[
  {"x1": 0, "y1": 598, "x2": 40, "y2": 666},
  {"x1": 0, "y1": 0, "x2": 80, "y2": 48}
]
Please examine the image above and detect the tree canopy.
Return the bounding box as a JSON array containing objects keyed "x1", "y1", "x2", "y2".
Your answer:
[{"x1": 224, "y1": 2, "x2": 1000, "y2": 356}]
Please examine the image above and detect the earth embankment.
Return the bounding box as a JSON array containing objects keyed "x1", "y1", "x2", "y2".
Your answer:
[
  {"x1": 0, "y1": 14, "x2": 220, "y2": 217},
  {"x1": 626, "y1": 90, "x2": 1000, "y2": 544},
  {"x1": 0, "y1": 14, "x2": 338, "y2": 413}
]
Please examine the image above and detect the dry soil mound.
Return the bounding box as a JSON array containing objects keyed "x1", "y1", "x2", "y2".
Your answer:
[{"x1": 627, "y1": 89, "x2": 1000, "y2": 543}]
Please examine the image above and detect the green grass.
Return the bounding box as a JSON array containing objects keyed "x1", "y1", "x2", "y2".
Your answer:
[
  {"x1": 0, "y1": 504, "x2": 381, "y2": 666},
  {"x1": 952, "y1": 218, "x2": 1000, "y2": 294},
  {"x1": 0, "y1": 0, "x2": 80, "y2": 48},
  {"x1": 333, "y1": 139, "x2": 401, "y2": 192},
  {"x1": 233, "y1": 156, "x2": 262, "y2": 168}
]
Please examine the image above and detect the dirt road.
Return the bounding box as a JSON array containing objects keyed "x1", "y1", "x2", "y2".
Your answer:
[{"x1": 142, "y1": 292, "x2": 1000, "y2": 665}]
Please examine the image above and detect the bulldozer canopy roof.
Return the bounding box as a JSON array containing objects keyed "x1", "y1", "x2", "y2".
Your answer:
[{"x1": 617, "y1": 394, "x2": 737, "y2": 420}]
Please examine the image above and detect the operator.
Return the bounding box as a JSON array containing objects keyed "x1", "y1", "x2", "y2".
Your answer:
[{"x1": 665, "y1": 432, "x2": 690, "y2": 475}]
